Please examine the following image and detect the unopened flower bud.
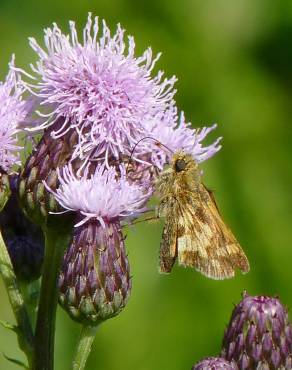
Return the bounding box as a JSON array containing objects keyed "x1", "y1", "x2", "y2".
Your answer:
[
  {"x1": 19, "y1": 118, "x2": 79, "y2": 225},
  {"x1": 58, "y1": 220, "x2": 131, "y2": 325},
  {"x1": 222, "y1": 292, "x2": 292, "y2": 369},
  {"x1": 5, "y1": 235, "x2": 44, "y2": 282},
  {"x1": 192, "y1": 357, "x2": 238, "y2": 370},
  {"x1": 0, "y1": 175, "x2": 44, "y2": 281}
]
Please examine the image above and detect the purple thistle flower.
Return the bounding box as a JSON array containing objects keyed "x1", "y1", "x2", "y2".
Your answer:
[
  {"x1": 0, "y1": 57, "x2": 30, "y2": 173},
  {"x1": 22, "y1": 13, "x2": 177, "y2": 163},
  {"x1": 58, "y1": 219, "x2": 131, "y2": 324},
  {"x1": 192, "y1": 357, "x2": 238, "y2": 370},
  {"x1": 21, "y1": 13, "x2": 221, "y2": 169},
  {"x1": 221, "y1": 292, "x2": 292, "y2": 370},
  {"x1": 44, "y1": 163, "x2": 151, "y2": 227}
]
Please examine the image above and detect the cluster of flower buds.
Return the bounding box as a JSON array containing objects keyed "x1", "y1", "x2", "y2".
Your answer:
[
  {"x1": 192, "y1": 293, "x2": 292, "y2": 370},
  {"x1": 0, "y1": 14, "x2": 221, "y2": 324}
]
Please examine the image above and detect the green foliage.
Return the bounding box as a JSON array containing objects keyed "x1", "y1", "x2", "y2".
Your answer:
[{"x1": 0, "y1": 1, "x2": 292, "y2": 369}]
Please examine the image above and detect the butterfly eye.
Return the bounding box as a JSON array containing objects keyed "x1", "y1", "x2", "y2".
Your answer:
[{"x1": 175, "y1": 159, "x2": 186, "y2": 172}]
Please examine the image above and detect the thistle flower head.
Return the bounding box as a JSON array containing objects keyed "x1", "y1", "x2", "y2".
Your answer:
[
  {"x1": 192, "y1": 357, "x2": 238, "y2": 370},
  {"x1": 0, "y1": 57, "x2": 30, "y2": 173},
  {"x1": 24, "y1": 13, "x2": 177, "y2": 163},
  {"x1": 58, "y1": 219, "x2": 131, "y2": 325},
  {"x1": 45, "y1": 163, "x2": 151, "y2": 227},
  {"x1": 222, "y1": 292, "x2": 292, "y2": 370}
]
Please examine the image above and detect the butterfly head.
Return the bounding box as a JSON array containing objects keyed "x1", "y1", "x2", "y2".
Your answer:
[{"x1": 172, "y1": 151, "x2": 199, "y2": 174}]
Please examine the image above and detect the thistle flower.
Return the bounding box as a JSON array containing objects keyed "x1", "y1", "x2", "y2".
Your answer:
[
  {"x1": 22, "y1": 13, "x2": 177, "y2": 163},
  {"x1": 0, "y1": 57, "x2": 32, "y2": 210},
  {"x1": 222, "y1": 292, "x2": 292, "y2": 370},
  {"x1": 0, "y1": 55, "x2": 38, "y2": 214},
  {"x1": 58, "y1": 219, "x2": 131, "y2": 324},
  {"x1": 0, "y1": 57, "x2": 29, "y2": 173},
  {"x1": 192, "y1": 357, "x2": 238, "y2": 370},
  {"x1": 45, "y1": 162, "x2": 151, "y2": 227},
  {"x1": 0, "y1": 175, "x2": 44, "y2": 281},
  {"x1": 21, "y1": 14, "x2": 221, "y2": 163}
]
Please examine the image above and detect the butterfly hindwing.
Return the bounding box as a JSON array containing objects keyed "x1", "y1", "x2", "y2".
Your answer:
[{"x1": 176, "y1": 185, "x2": 250, "y2": 279}]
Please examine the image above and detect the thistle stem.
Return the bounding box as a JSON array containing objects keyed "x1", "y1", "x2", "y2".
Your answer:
[
  {"x1": 72, "y1": 325, "x2": 98, "y2": 370},
  {"x1": 20, "y1": 279, "x2": 40, "y2": 330},
  {"x1": 0, "y1": 229, "x2": 34, "y2": 367},
  {"x1": 33, "y1": 226, "x2": 71, "y2": 370}
]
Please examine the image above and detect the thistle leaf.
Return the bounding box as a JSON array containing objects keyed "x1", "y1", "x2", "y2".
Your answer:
[
  {"x1": 3, "y1": 353, "x2": 28, "y2": 369},
  {"x1": 0, "y1": 319, "x2": 17, "y2": 332}
]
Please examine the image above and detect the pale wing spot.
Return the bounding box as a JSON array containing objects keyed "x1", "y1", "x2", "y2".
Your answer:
[
  {"x1": 197, "y1": 222, "x2": 213, "y2": 245},
  {"x1": 225, "y1": 243, "x2": 238, "y2": 254}
]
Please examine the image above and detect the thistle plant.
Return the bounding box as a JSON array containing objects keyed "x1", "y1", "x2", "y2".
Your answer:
[
  {"x1": 1, "y1": 10, "x2": 291, "y2": 370},
  {"x1": 0, "y1": 12, "x2": 245, "y2": 370}
]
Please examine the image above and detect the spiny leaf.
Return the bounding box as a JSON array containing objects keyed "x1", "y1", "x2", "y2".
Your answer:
[
  {"x1": 0, "y1": 318, "x2": 17, "y2": 332},
  {"x1": 3, "y1": 353, "x2": 28, "y2": 369}
]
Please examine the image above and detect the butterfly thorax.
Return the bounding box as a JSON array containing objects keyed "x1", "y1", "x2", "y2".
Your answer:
[{"x1": 155, "y1": 152, "x2": 202, "y2": 217}]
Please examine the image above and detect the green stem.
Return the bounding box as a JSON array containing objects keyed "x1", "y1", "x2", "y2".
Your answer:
[
  {"x1": 0, "y1": 230, "x2": 34, "y2": 367},
  {"x1": 33, "y1": 226, "x2": 71, "y2": 370},
  {"x1": 72, "y1": 325, "x2": 98, "y2": 370},
  {"x1": 0, "y1": 173, "x2": 10, "y2": 212},
  {"x1": 20, "y1": 279, "x2": 41, "y2": 330}
]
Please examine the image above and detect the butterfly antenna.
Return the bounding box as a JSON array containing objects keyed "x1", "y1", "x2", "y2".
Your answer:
[{"x1": 126, "y1": 137, "x2": 173, "y2": 173}]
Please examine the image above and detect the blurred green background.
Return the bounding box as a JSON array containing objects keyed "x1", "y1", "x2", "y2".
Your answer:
[{"x1": 1, "y1": 0, "x2": 292, "y2": 369}]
